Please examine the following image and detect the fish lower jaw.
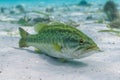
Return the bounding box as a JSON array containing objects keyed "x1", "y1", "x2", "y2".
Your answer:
[{"x1": 68, "y1": 50, "x2": 93, "y2": 59}]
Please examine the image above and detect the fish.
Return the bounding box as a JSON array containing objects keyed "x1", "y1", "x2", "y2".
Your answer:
[{"x1": 19, "y1": 22, "x2": 100, "y2": 59}]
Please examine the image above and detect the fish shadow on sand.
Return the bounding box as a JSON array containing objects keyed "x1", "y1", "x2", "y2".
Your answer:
[
  {"x1": 47, "y1": 58, "x2": 88, "y2": 68},
  {"x1": 40, "y1": 55, "x2": 88, "y2": 68},
  {"x1": 14, "y1": 47, "x2": 88, "y2": 68},
  {"x1": 39, "y1": 54, "x2": 88, "y2": 68}
]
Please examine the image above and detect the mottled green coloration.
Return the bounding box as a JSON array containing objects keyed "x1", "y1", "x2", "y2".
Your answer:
[{"x1": 19, "y1": 23, "x2": 99, "y2": 59}]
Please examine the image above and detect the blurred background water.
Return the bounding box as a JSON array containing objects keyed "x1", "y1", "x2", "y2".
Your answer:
[
  {"x1": 0, "y1": 0, "x2": 120, "y2": 26},
  {"x1": 0, "y1": 0, "x2": 120, "y2": 7}
]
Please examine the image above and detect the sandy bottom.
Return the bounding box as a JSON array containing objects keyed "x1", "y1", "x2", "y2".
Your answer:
[{"x1": 0, "y1": 20, "x2": 120, "y2": 80}]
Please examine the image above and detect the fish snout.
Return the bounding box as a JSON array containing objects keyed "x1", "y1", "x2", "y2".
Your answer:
[{"x1": 86, "y1": 45, "x2": 101, "y2": 51}]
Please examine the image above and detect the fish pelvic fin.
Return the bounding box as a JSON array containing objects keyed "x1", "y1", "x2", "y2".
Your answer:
[{"x1": 19, "y1": 27, "x2": 29, "y2": 48}]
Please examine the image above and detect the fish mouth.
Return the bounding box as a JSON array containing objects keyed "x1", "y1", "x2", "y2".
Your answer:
[
  {"x1": 79, "y1": 45, "x2": 101, "y2": 55},
  {"x1": 85, "y1": 45, "x2": 100, "y2": 51},
  {"x1": 74, "y1": 45, "x2": 100, "y2": 53}
]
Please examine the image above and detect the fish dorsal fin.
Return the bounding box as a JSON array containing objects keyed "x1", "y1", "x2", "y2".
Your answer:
[
  {"x1": 50, "y1": 22, "x2": 65, "y2": 26},
  {"x1": 34, "y1": 23, "x2": 48, "y2": 33},
  {"x1": 34, "y1": 22, "x2": 67, "y2": 33},
  {"x1": 35, "y1": 22, "x2": 88, "y2": 39}
]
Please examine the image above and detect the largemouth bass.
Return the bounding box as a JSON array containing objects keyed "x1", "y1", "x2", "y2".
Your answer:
[{"x1": 19, "y1": 23, "x2": 99, "y2": 59}]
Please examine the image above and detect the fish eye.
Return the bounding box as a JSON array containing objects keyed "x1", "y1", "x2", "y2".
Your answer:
[{"x1": 79, "y1": 39, "x2": 85, "y2": 44}]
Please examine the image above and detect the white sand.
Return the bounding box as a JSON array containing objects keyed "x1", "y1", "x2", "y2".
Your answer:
[{"x1": 0, "y1": 21, "x2": 120, "y2": 80}]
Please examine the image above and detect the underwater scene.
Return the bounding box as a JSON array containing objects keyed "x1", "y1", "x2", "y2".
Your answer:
[{"x1": 0, "y1": 0, "x2": 120, "y2": 80}]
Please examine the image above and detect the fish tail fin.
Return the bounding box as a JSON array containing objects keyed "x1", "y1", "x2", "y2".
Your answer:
[{"x1": 19, "y1": 27, "x2": 29, "y2": 48}]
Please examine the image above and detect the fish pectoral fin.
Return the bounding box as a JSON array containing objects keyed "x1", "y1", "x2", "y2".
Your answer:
[
  {"x1": 34, "y1": 48, "x2": 42, "y2": 54},
  {"x1": 53, "y1": 43, "x2": 62, "y2": 52}
]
